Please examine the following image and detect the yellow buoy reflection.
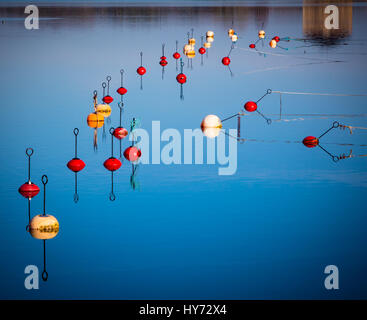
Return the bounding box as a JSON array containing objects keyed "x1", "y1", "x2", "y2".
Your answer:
[{"x1": 96, "y1": 104, "x2": 111, "y2": 117}]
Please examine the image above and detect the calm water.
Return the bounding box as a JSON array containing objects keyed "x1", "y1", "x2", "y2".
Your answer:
[{"x1": 1, "y1": 1, "x2": 367, "y2": 299}]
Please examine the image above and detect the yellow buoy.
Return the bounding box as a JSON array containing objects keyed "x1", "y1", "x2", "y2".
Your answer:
[
  {"x1": 186, "y1": 50, "x2": 196, "y2": 58},
  {"x1": 206, "y1": 36, "x2": 214, "y2": 43},
  {"x1": 228, "y1": 29, "x2": 235, "y2": 37},
  {"x1": 258, "y1": 30, "x2": 265, "y2": 39},
  {"x1": 269, "y1": 39, "x2": 277, "y2": 48},
  {"x1": 87, "y1": 112, "x2": 104, "y2": 128},
  {"x1": 201, "y1": 115, "x2": 222, "y2": 138},
  {"x1": 203, "y1": 42, "x2": 211, "y2": 49},
  {"x1": 29, "y1": 214, "x2": 59, "y2": 240},
  {"x1": 183, "y1": 44, "x2": 192, "y2": 54},
  {"x1": 188, "y1": 38, "x2": 196, "y2": 46},
  {"x1": 96, "y1": 104, "x2": 112, "y2": 117},
  {"x1": 231, "y1": 34, "x2": 238, "y2": 42},
  {"x1": 206, "y1": 31, "x2": 214, "y2": 37}
]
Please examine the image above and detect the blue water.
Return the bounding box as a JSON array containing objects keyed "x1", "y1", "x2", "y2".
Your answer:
[{"x1": 1, "y1": 1, "x2": 367, "y2": 299}]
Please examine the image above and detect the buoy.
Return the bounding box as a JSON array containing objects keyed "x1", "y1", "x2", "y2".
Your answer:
[
  {"x1": 186, "y1": 50, "x2": 196, "y2": 58},
  {"x1": 206, "y1": 31, "x2": 214, "y2": 37},
  {"x1": 124, "y1": 146, "x2": 142, "y2": 162},
  {"x1": 273, "y1": 36, "x2": 280, "y2": 42},
  {"x1": 173, "y1": 52, "x2": 180, "y2": 59},
  {"x1": 199, "y1": 47, "x2": 206, "y2": 55},
  {"x1": 29, "y1": 175, "x2": 59, "y2": 240},
  {"x1": 183, "y1": 44, "x2": 192, "y2": 54},
  {"x1": 137, "y1": 52, "x2": 146, "y2": 76},
  {"x1": 160, "y1": 59, "x2": 168, "y2": 66},
  {"x1": 117, "y1": 69, "x2": 127, "y2": 95},
  {"x1": 222, "y1": 57, "x2": 231, "y2": 65},
  {"x1": 206, "y1": 36, "x2": 214, "y2": 43},
  {"x1": 102, "y1": 76, "x2": 113, "y2": 104},
  {"x1": 113, "y1": 127, "x2": 128, "y2": 140},
  {"x1": 104, "y1": 128, "x2": 122, "y2": 171},
  {"x1": 87, "y1": 112, "x2": 104, "y2": 128},
  {"x1": 18, "y1": 148, "x2": 40, "y2": 199},
  {"x1": 160, "y1": 56, "x2": 167, "y2": 60},
  {"x1": 160, "y1": 44, "x2": 168, "y2": 67},
  {"x1": 269, "y1": 39, "x2": 277, "y2": 48},
  {"x1": 137, "y1": 66, "x2": 146, "y2": 75},
  {"x1": 228, "y1": 29, "x2": 235, "y2": 37},
  {"x1": 189, "y1": 38, "x2": 196, "y2": 46},
  {"x1": 244, "y1": 101, "x2": 258, "y2": 112},
  {"x1": 67, "y1": 128, "x2": 85, "y2": 173},
  {"x1": 204, "y1": 42, "x2": 211, "y2": 48},
  {"x1": 303, "y1": 136, "x2": 319, "y2": 148},
  {"x1": 231, "y1": 33, "x2": 238, "y2": 43},
  {"x1": 201, "y1": 114, "x2": 222, "y2": 138},
  {"x1": 249, "y1": 43, "x2": 256, "y2": 48},
  {"x1": 258, "y1": 30, "x2": 265, "y2": 39},
  {"x1": 176, "y1": 73, "x2": 187, "y2": 84},
  {"x1": 96, "y1": 104, "x2": 112, "y2": 117}
]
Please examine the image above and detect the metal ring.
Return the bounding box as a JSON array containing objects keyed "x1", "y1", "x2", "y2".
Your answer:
[
  {"x1": 26, "y1": 147, "x2": 34, "y2": 157},
  {"x1": 73, "y1": 128, "x2": 79, "y2": 136},
  {"x1": 106, "y1": 76, "x2": 111, "y2": 82},
  {"x1": 109, "y1": 127, "x2": 115, "y2": 135},
  {"x1": 102, "y1": 82, "x2": 106, "y2": 88},
  {"x1": 93, "y1": 90, "x2": 97, "y2": 95},
  {"x1": 74, "y1": 193, "x2": 79, "y2": 203},
  {"x1": 109, "y1": 193, "x2": 116, "y2": 201},
  {"x1": 266, "y1": 118, "x2": 272, "y2": 125},
  {"x1": 332, "y1": 121, "x2": 340, "y2": 128},
  {"x1": 118, "y1": 102, "x2": 124, "y2": 109},
  {"x1": 332, "y1": 156, "x2": 340, "y2": 163},
  {"x1": 41, "y1": 175, "x2": 48, "y2": 185},
  {"x1": 120, "y1": 69, "x2": 124, "y2": 74},
  {"x1": 26, "y1": 224, "x2": 30, "y2": 232},
  {"x1": 267, "y1": 89, "x2": 272, "y2": 94},
  {"x1": 42, "y1": 270, "x2": 48, "y2": 281}
]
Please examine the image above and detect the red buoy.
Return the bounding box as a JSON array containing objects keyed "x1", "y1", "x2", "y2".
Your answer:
[
  {"x1": 19, "y1": 182, "x2": 40, "y2": 199},
  {"x1": 19, "y1": 147, "x2": 40, "y2": 199},
  {"x1": 67, "y1": 158, "x2": 85, "y2": 172},
  {"x1": 244, "y1": 101, "x2": 258, "y2": 112},
  {"x1": 160, "y1": 59, "x2": 168, "y2": 66},
  {"x1": 273, "y1": 36, "x2": 280, "y2": 42},
  {"x1": 103, "y1": 157, "x2": 122, "y2": 171},
  {"x1": 124, "y1": 146, "x2": 142, "y2": 162},
  {"x1": 198, "y1": 47, "x2": 206, "y2": 55},
  {"x1": 303, "y1": 136, "x2": 319, "y2": 148},
  {"x1": 249, "y1": 43, "x2": 256, "y2": 49},
  {"x1": 113, "y1": 127, "x2": 128, "y2": 140},
  {"x1": 222, "y1": 57, "x2": 231, "y2": 65},
  {"x1": 102, "y1": 95, "x2": 113, "y2": 104},
  {"x1": 137, "y1": 66, "x2": 146, "y2": 76},
  {"x1": 176, "y1": 73, "x2": 187, "y2": 84},
  {"x1": 173, "y1": 52, "x2": 180, "y2": 59},
  {"x1": 160, "y1": 56, "x2": 167, "y2": 60},
  {"x1": 117, "y1": 87, "x2": 127, "y2": 95}
]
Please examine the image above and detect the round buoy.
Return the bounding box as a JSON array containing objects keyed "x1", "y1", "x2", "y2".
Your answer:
[
  {"x1": 104, "y1": 157, "x2": 122, "y2": 171},
  {"x1": 160, "y1": 56, "x2": 167, "y2": 60},
  {"x1": 160, "y1": 59, "x2": 168, "y2": 66},
  {"x1": 244, "y1": 101, "x2": 258, "y2": 112},
  {"x1": 273, "y1": 36, "x2": 280, "y2": 42},
  {"x1": 186, "y1": 50, "x2": 195, "y2": 58},
  {"x1": 222, "y1": 57, "x2": 231, "y2": 65},
  {"x1": 67, "y1": 158, "x2": 85, "y2": 172},
  {"x1": 231, "y1": 34, "x2": 238, "y2": 42},
  {"x1": 113, "y1": 127, "x2": 128, "y2": 140},
  {"x1": 124, "y1": 146, "x2": 142, "y2": 162},
  {"x1": 117, "y1": 87, "x2": 127, "y2": 95},
  {"x1": 189, "y1": 38, "x2": 196, "y2": 46},
  {"x1": 29, "y1": 214, "x2": 59, "y2": 240},
  {"x1": 228, "y1": 29, "x2": 235, "y2": 37},
  {"x1": 269, "y1": 39, "x2": 277, "y2": 48},
  {"x1": 198, "y1": 47, "x2": 206, "y2": 55},
  {"x1": 303, "y1": 136, "x2": 319, "y2": 148},
  {"x1": 204, "y1": 42, "x2": 211, "y2": 48},
  {"x1": 87, "y1": 113, "x2": 104, "y2": 128},
  {"x1": 206, "y1": 36, "x2": 214, "y2": 43},
  {"x1": 137, "y1": 66, "x2": 146, "y2": 76},
  {"x1": 96, "y1": 104, "x2": 111, "y2": 117},
  {"x1": 201, "y1": 114, "x2": 222, "y2": 138},
  {"x1": 19, "y1": 183, "x2": 40, "y2": 199},
  {"x1": 173, "y1": 52, "x2": 181, "y2": 59},
  {"x1": 183, "y1": 44, "x2": 192, "y2": 54},
  {"x1": 249, "y1": 43, "x2": 256, "y2": 49},
  {"x1": 176, "y1": 73, "x2": 187, "y2": 84},
  {"x1": 206, "y1": 31, "x2": 214, "y2": 37},
  {"x1": 102, "y1": 95, "x2": 113, "y2": 104},
  {"x1": 259, "y1": 30, "x2": 265, "y2": 39}
]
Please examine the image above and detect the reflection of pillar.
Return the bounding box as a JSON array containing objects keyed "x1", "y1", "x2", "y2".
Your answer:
[{"x1": 303, "y1": 0, "x2": 352, "y2": 39}]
